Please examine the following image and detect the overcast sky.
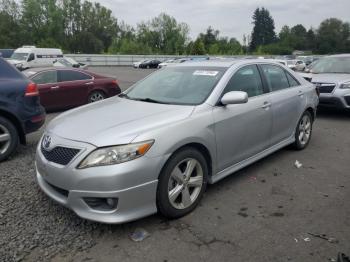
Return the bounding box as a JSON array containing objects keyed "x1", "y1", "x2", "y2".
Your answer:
[{"x1": 98, "y1": 0, "x2": 350, "y2": 42}]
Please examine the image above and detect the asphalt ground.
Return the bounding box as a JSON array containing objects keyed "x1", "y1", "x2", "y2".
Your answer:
[{"x1": 0, "y1": 67, "x2": 349, "y2": 262}]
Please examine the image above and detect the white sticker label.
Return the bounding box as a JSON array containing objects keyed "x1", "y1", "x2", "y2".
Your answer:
[{"x1": 193, "y1": 70, "x2": 219, "y2": 76}]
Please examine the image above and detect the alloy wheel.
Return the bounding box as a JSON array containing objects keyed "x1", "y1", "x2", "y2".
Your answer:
[
  {"x1": 0, "y1": 124, "x2": 11, "y2": 155},
  {"x1": 89, "y1": 92, "x2": 105, "y2": 103},
  {"x1": 298, "y1": 114, "x2": 311, "y2": 146},
  {"x1": 167, "y1": 158, "x2": 204, "y2": 209}
]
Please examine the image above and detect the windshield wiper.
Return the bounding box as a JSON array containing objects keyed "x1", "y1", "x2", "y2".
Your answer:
[
  {"x1": 134, "y1": 97, "x2": 170, "y2": 104},
  {"x1": 118, "y1": 93, "x2": 130, "y2": 99}
]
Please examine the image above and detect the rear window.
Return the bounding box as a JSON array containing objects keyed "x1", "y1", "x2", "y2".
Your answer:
[{"x1": 0, "y1": 58, "x2": 25, "y2": 79}]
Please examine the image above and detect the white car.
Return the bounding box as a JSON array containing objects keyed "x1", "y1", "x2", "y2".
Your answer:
[
  {"x1": 158, "y1": 58, "x2": 188, "y2": 68},
  {"x1": 53, "y1": 57, "x2": 88, "y2": 69},
  {"x1": 133, "y1": 60, "x2": 148, "y2": 68},
  {"x1": 275, "y1": 60, "x2": 306, "y2": 71}
]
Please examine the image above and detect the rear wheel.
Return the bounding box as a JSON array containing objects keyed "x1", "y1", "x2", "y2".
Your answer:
[
  {"x1": 157, "y1": 148, "x2": 208, "y2": 218},
  {"x1": 0, "y1": 117, "x2": 19, "y2": 162},
  {"x1": 293, "y1": 111, "x2": 313, "y2": 150},
  {"x1": 88, "y1": 91, "x2": 106, "y2": 103}
]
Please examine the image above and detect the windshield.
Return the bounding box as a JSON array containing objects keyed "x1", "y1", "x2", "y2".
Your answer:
[
  {"x1": 10, "y1": 53, "x2": 28, "y2": 61},
  {"x1": 124, "y1": 67, "x2": 226, "y2": 105},
  {"x1": 56, "y1": 58, "x2": 72, "y2": 67},
  {"x1": 311, "y1": 57, "x2": 350, "y2": 74}
]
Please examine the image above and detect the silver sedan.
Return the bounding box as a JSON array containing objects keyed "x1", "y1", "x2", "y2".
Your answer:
[{"x1": 35, "y1": 60, "x2": 319, "y2": 223}]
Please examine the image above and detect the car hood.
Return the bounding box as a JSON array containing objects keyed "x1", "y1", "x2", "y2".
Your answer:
[
  {"x1": 7, "y1": 59, "x2": 23, "y2": 65},
  {"x1": 299, "y1": 73, "x2": 350, "y2": 84},
  {"x1": 47, "y1": 97, "x2": 195, "y2": 147}
]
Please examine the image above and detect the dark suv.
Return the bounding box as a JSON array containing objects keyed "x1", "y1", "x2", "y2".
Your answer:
[{"x1": 0, "y1": 57, "x2": 45, "y2": 161}]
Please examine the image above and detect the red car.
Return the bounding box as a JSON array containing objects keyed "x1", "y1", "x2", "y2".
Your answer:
[{"x1": 23, "y1": 68, "x2": 121, "y2": 111}]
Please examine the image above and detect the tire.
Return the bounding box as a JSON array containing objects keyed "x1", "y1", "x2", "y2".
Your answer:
[
  {"x1": 88, "y1": 91, "x2": 106, "y2": 103},
  {"x1": 157, "y1": 147, "x2": 208, "y2": 219},
  {"x1": 0, "y1": 116, "x2": 19, "y2": 162},
  {"x1": 293, "y1": 111, "x2": 313, "y2": 150}
]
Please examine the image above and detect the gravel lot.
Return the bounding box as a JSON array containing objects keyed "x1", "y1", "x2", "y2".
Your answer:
[{"x1": 0, "y1": 67, "x2": 349, "y2": 262}]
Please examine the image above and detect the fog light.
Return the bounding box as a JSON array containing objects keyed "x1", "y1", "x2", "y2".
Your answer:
[
  {"x1": 106, "y1": 198, "x2": 116, "y2": 207},
  {"x1": 83, "y1": 197, "x2": 118, "y2": 211}
]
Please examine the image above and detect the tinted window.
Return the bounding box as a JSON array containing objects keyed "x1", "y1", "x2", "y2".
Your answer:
[
  {"x1": 261, "y1": 64, "x2": 290, "y2": 92},
  {"x1": 58, "y1": 70, "x2": 92, "y2": 82},
  {"x1": 32, "y1": 71, "x2": 57, "y2": 84},
  {"x1": 286, "y1": 72, "x2": 300, "y2": 87},
  {"x1": 223, "y1": 65, "x2": 263, "y2": 97}
]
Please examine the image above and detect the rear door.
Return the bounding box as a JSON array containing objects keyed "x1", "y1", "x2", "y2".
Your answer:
[
  {"x1": 56, "y1": 70, "x2": 93, "y2": 108},
  {"x1": 213, "y1": 64, "x2": 273, "y2": 171},
  {"x1": 259, "y1": 64, "x2": 305, "y2": 146},
  {"x1": 31, "y1": 70, "x2": 58, "y2": 109}
]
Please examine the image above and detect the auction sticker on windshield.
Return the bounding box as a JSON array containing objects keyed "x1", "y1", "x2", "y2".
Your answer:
[{"x1": 193, "y1": 70, "x2": 219, "y2": 76}]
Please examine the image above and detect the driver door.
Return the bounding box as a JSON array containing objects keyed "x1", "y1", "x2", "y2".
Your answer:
[{"x1": 213, "y1": 64, "x2": 272, "y2": 172}]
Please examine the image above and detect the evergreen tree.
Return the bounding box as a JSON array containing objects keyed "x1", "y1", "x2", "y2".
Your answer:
[{"x1": 250, "y1": 7, "x2": 276, "y2": 50}]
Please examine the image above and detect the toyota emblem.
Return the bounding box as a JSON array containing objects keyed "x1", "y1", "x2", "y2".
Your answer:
[{"x1": 42, "y1": 135, "x2": 52, "y2": 149}]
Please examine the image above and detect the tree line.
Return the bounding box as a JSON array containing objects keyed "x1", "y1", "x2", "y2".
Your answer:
[{"x1": 0, "y1": 0, "x2": 349, "y2": 55}]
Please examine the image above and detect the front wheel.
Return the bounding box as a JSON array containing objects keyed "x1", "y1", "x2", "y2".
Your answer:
[
  {"x1": 293, "y1": 111, "x2": 313, "y2": 150},
  {"x1": 157, "y1": 148, "x2": 208, "y2": 219}
]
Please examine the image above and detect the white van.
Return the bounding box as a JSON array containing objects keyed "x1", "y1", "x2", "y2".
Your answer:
[{"x1": 8, "y1": 46, "x2": 63, "y2": 70}]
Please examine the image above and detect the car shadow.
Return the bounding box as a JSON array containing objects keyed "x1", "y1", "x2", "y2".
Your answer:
[{"x1": 316, "y1": 107, "x2": 350, "y2": 120}]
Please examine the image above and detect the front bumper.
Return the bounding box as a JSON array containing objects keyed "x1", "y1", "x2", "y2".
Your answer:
[
  {"x1": 35, "y1": 134, "x2": 167, "y2": 223},
  {"x1": 319, "y1": 94, "x2": 350, "y2": 109}
]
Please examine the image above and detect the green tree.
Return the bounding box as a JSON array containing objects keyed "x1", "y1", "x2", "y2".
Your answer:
[
  {"x1": 0, "y1": 0, "x2": 22, "y2": 48},
  {"x1": 250, "y1": 7, "x2": 276, "y2": 50},
  {"x1": 191, "y1": 38, "x2": 205, "y2": 55},
  {"x1": 315, "y1": 18, "x2": 350, "y2": 54}
]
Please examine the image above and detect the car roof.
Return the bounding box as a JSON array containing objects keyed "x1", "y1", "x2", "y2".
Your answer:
[
  {"x1": 172, "y1": 59, "x2": 238, "y2": 68},
  {"x1": 172, "y1": 59, "x2": 286, "y2": 68},
  {"x1": 328, "y1": 54, "x2": 350, "y2": 58},
  {"x1": 23, "y1": 67, "x2": 88, "y2": 75}
]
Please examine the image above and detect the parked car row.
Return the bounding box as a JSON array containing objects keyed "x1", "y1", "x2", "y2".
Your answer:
[{"x1": 133, "y1": 57, "x2": 210, "y2": 69}]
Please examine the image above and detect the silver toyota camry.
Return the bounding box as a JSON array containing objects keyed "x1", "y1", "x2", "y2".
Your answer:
[{"x1": 35, "y1": 60, "x2": 319, "y2": 223}]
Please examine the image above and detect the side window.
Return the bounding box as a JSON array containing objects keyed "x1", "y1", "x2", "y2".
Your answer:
[
  {"x1": 32, "y1": 71, "x2": 57, "y2": 84},
  {"x1": 285, "y1": 72, "x2": 300, "y2": 87},
  {"x1": 223, "y1": 65, "x2": 263, "y2": 98},
  {"x1": 58, "y1": 70, "x2": 92, "y2": 82},
  {"x1": 27, "y1": 53, "x2": 35, "y2": 62},
  {"x1": 261, "y1": 64, "x2": 290, "y2": 92}
]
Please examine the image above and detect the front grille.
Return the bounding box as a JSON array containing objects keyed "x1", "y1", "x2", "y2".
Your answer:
[
  {"x1": 313, "y1": 83, "x2": 336, "y2": 93},
  {"x1": 41, "y1": 145, "x2": 80, "y2": 165}
]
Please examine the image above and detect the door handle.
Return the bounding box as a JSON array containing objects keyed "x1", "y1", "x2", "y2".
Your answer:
[
  {"x1": 298, "y1": 90, "x2": 304, "y2": 97},
  {"x1": 261, "y1": 101, "x2": 271, "y2": 109},
  {"x1": 85, "y1": 82, "x2": 94, "y2": 85},
  {"x1": 51, "y1": 86, "x2": 59, "y2": 90}
]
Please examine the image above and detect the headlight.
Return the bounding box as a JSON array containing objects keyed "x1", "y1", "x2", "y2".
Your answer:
[
  {"x1": 340, "y1": 82, "x2": 350, "y2": 89},
  {"x1": 78, "y1": 140, "x2": 154, "y2": 169}
]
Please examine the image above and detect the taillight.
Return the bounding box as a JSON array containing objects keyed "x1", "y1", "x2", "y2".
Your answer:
[
  {"x1": 25, "y1": 82, "x2": 39, "y2": 97},
  {"x1": 112, "y1": 79, "x2": 118, "y2": 85}
]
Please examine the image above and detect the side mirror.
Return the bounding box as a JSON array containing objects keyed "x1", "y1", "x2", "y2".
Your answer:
[{"x1": 221, "y1": 91, "x2": 248, "y2": 105}]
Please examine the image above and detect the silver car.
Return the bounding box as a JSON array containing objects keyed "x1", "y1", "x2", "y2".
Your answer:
[
  {"x1": 35, "y1": 60, "x2": 319, "y2": 223},
  {"x1": 299, "y1": 54, "x2": 350, "y2": 109}
]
